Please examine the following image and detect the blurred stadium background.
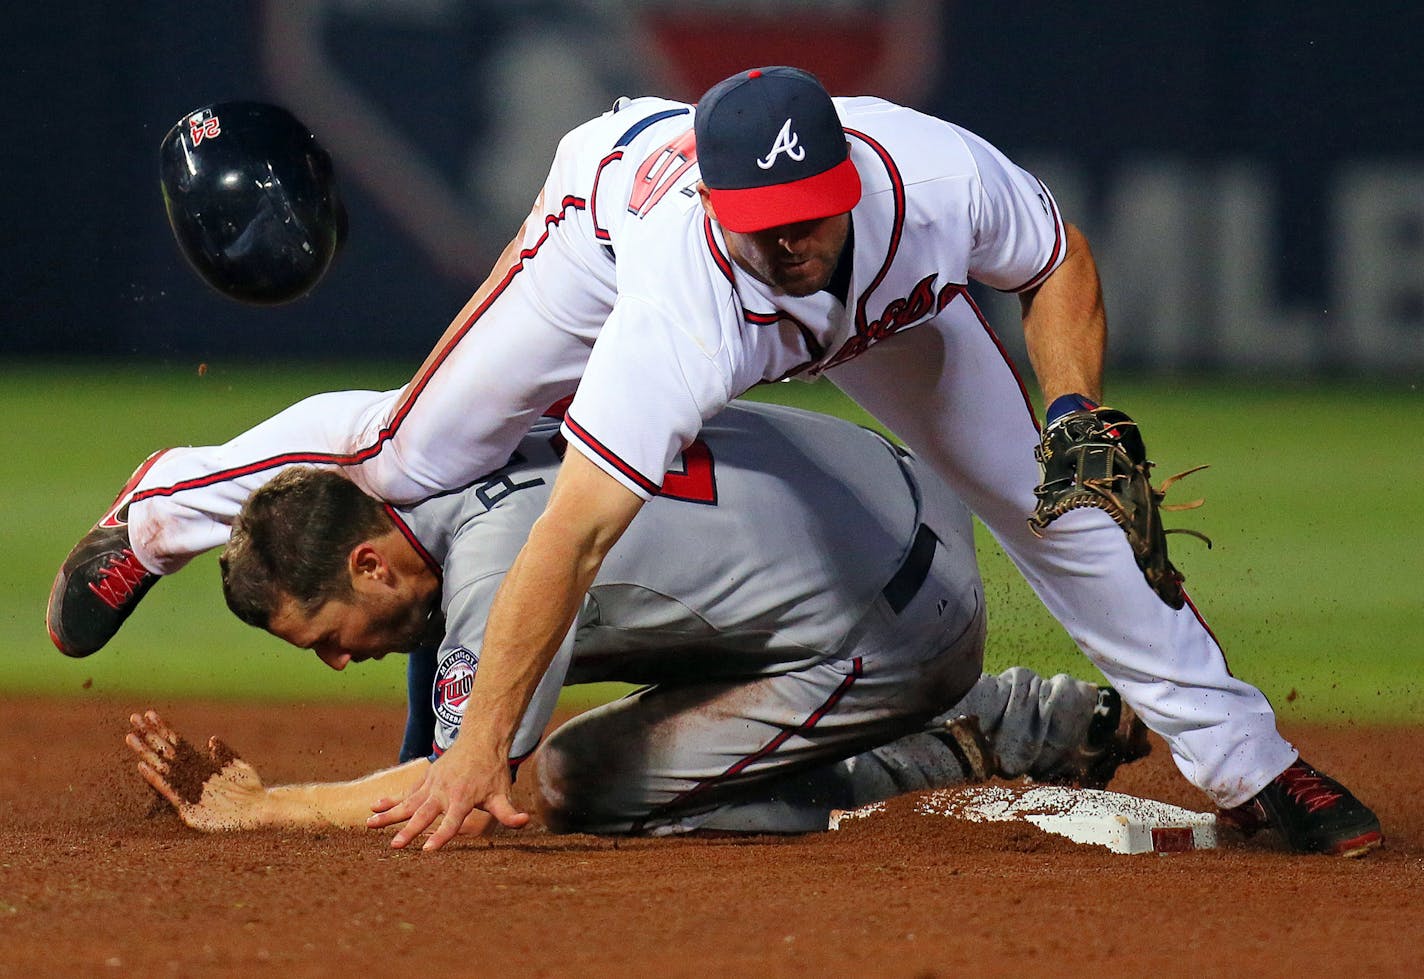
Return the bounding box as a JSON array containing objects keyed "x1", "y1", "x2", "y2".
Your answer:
[{"x1": 2, "y1": 2, "x2": 1419, "y2": 721}]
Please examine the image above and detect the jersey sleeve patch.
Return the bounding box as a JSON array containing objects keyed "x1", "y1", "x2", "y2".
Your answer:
[{"x1": 432, "y1": 646, "x2": 479, "y2": 731}]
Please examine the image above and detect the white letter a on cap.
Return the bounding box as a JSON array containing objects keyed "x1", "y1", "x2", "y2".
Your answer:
[{"x1": 756, "y1": 119, "x2": 806, "y2": 170}]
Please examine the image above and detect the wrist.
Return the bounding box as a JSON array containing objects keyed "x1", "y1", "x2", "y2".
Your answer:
[
  {"x1": 1046, "y1": 393, "x2": 1099, "y2": 423},
  {"x1": 253, "y1": 786, "x2": 294, "y2": 827}
]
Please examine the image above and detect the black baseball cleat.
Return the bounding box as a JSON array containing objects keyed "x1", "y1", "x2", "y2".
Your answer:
[
  {"x1": 1221, "y1": 759, "x2": 1384, "y2": 857},
  {"x1": 1079, "y1": 687, "x2": 1152, "y2": 788},
  {"x1": 1045, "y1": 687, "x2": 1152, "y2": 789},
  {"x1": 46, "y1": 452, "x2": 168, "y2": 657}
]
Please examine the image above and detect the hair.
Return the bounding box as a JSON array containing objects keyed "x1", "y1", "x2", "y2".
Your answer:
[{"x1": 220, "y1": 467, "x2": 391, "y2": 629}]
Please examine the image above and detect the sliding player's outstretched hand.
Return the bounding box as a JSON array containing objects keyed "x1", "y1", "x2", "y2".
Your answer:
[{"x1": 126, "y1": 710, "x2": 266, "y2": 832}]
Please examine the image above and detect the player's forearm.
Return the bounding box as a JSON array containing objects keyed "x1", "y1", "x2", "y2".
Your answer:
[
  {"x1": 462, "y1": 453, "x2": 645, "y2": 759},
  {"x1": 1020, "y1": 222, "x2": 1106, "y2": 407},
  {"x1": 461, "y1": 535, "x2": 595, "y2": 757},
  {"x1": 259, "y1": 759, "x2": 432, "y2": 829}
]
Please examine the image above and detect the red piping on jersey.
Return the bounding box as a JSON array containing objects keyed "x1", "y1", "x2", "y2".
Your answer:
[
  {"x1": 590, "y1": 151, "x2": 624, "y2": 241},
  {"x1": 703, "y1": 208, "x2": 826, "y2": 373},
  {"x1": 381, "y1": 504, "x2": 441, "y2": 576},
  {"x1": 707, "y1": 217, "x2": 816, "y2": 373},
  {"x1": 743, "y1": 308, "x2": 823, "y2": 380},
  {"x1": 1181, "y1": 589, "x2": 1231, "y2": 675},
  {"x1": 959, "y1": 289, "x2": 1235, "y2": 673},
  {"x1": 509, "y1": 740, "x2": 539, "y2": 770},
  {"x1": 957, "y1": 289, "x2": 1041, "y2": 433},
  {"x1": 99, "y1": 448, "x2": 173, "y2": 527},
  {"x1": 128, "y1": 196, "x2": 589, "y2": 505},
  {"x1": 562, "y1": 412, "x2": 662, "y2": 497},
  {"x1": 1006, "y1": 177, "x2": 1065, "y2": 294},
  {"x1": 844, "y1": 127, "x2": 906, "y2": 336},
  {"x1": 707, "y1": 201, "x2": 823, "y2": 376},
  {"x1": 638, "y1": 657, "x2": 865, "y2": 827},
  {"x1": 702, "y1": 214, "x2": 736, "y2": 285}
]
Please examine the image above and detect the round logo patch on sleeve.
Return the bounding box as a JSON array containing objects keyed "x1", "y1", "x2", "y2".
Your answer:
[{"x1": 433, "y1": 647, "x2": 480, "y2": 729}]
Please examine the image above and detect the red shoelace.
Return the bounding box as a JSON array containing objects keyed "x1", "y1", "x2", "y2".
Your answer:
[
  {"x1": 1276, "y1": 763, "x2": 1343, "y2": 814},
  {"x1": 88, "y1": 549, "x2": 150, "y2": 610}
]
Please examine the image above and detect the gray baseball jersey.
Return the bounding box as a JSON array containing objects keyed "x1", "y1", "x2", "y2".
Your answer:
[
  {"x1": 390, "y1": 401, "x2": 981, "y2": 764},
  {"x1": 394, "y1": 403, "x2": 1110, "y2": 834}
]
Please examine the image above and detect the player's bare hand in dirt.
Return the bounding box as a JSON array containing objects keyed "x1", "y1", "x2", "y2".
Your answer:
[
  {"x1": 126, "y1": 710, "x2": 266, "y2": 831},
  {"x1": 367, "y1": 734, "x2": 527, "y2": 850}
]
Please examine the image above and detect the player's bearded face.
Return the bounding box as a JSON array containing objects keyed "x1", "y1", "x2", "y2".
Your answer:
[
  {"x1": 722, "y1": 213, "x2": 851, "y2": 297},
  {"x1": 269, "y1": 591, "x2": 444, "y2": 671},
  {"x1": 353, "y1": 593, "x2": 444, "y2": 659}
]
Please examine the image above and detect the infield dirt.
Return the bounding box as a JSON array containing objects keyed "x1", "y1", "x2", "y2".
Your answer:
[{"x1": 2, "y1": 696, "x2": 1418, "y2": 977}]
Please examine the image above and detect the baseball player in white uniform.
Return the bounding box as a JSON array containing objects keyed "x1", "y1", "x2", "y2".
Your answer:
[
  {"x1": 56, "y1": 67, "x2": 1380, "y2": 855},
  {"x1": 130, "y1": 402, "x2": 1146, "y2": 836}
]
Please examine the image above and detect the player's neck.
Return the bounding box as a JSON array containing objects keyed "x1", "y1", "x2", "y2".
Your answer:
[{"x1": 821, "y1": 217, "x2": 855, "y2": 305}]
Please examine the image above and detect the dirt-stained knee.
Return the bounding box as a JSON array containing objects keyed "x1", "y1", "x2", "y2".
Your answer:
[{"x1": 530, "y1": 733, "x2": 633, "y2": 834}]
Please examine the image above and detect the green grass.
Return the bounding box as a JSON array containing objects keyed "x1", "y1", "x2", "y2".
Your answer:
[{"x1": 4, "y1": 362, "x2": 1421, "y2": 723}]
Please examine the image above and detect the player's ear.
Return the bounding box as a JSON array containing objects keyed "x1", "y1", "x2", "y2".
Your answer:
[
  {"x1": 696, "y1": 182, "x2": 717, "y2": 220},
  {"x1": 348, "y1": 541, "x2": 389, "y2": 591}
]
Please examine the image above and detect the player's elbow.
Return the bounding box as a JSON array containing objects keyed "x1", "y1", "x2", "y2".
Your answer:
[{"x1": 1063, "y1": 222, "x2": 1095, "y2": 264}]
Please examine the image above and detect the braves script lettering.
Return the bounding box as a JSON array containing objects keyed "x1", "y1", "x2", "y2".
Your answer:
[{"x1": 819, "y1": 274, "x2": 949, "y2": 371}]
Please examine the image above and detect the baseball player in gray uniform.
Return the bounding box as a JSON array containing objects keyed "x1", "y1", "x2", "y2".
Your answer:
[
  {"x1": 62, "y1": 67, "x2": 1379, "y2": 855},
  {"x1": 128, "y1": 402, "x2": 1145, "y2": 837}
]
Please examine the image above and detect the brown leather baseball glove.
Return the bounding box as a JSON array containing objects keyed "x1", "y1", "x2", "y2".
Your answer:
[{"x1": 1027, "y1": 406, "x2": 1209, "y2": 610}]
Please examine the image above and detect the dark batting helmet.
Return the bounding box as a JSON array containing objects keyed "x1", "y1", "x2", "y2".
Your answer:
[{"x1": 159, "y1": 101, "x2": 347, "y2": 305}]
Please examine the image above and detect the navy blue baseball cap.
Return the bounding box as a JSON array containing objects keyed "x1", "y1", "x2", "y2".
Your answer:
[{"x1": 695, "y1": 66, "x2": 861, "y2": 233}]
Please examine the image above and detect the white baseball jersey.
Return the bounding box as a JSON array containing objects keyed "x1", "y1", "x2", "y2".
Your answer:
[
  {"x1": 122, "y1": 94, "x2": 1297, "y2": 807},
  {"x1": 543, "y1": 95, "x2": 1064, "y2": 498}
]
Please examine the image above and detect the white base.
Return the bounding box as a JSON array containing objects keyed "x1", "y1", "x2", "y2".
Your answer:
[{"x1": 830, "y1": 785, "x2": 1217, "y2": 854}]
